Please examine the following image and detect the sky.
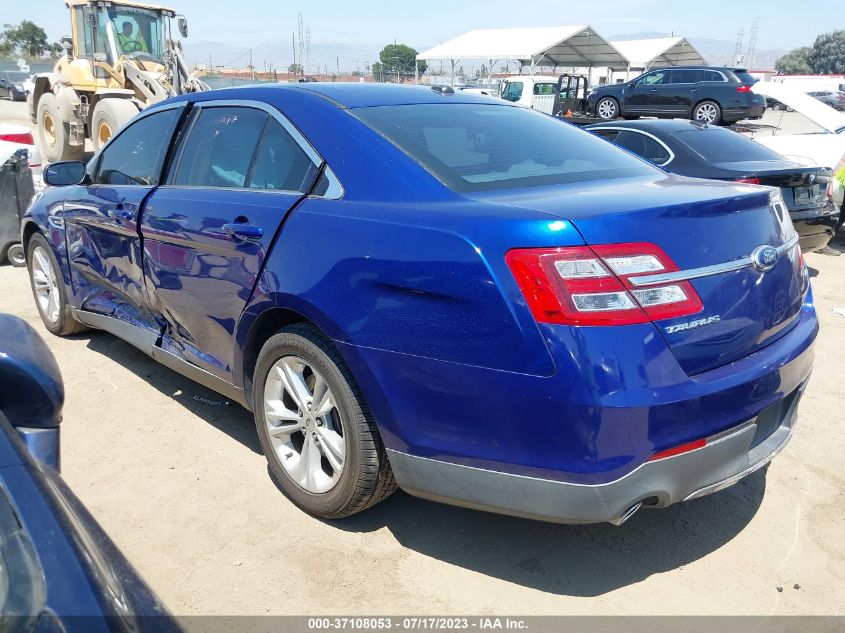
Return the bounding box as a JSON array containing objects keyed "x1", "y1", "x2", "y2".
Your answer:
[{"x1": 7, "y1": 0, "x2": 839, "y2": 58}]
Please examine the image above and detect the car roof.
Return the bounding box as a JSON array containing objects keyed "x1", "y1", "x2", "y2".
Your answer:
[
  {"x1": 177, "y1": 82, "x2": 506, "y2": 110},
  {"x1": 585, "y1": 118, "x2": 716, "y2": 134}
]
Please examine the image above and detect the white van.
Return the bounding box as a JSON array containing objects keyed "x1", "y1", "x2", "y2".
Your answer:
[{"x1": 499, "y1": 76, "x2": 559, "y2": 114}]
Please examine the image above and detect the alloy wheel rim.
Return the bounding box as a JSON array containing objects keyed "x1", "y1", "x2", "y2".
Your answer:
[
  {"x1": 696, "y1": 103, "x2": 717, "y2": 123},
  {"x1": 598, "y1": 99, "x2": 616, "y2": 119},
  {"x1": 31, "y1": 246, "x2": 60, "y2": 324},
  {"x1": 263, "y1": 355, "x2": 345, "y2": 494}
]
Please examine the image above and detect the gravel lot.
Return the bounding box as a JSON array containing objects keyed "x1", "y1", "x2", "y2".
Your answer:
[{"x1": 1, "y1": 98, "x2": 844, "y2": 616}]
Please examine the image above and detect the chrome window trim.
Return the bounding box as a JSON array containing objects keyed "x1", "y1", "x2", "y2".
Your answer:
[
  {"x1": 590, "y1": 127, "x2": 675, "y2": 167},
  {"x1": 628, "y1": 233, "x2": 800, "y2": 287}
]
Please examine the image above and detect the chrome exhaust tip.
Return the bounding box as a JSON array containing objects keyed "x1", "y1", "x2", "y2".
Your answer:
[{"x1": 609, "y1": 501, "x2": 642, "y2": 526}]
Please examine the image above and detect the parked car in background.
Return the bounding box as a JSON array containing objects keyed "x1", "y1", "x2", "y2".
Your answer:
[
  {"x1": 24, "y1": 84, "x2": 815, "y2": 526},
  {"x1": 806, "y1": 90, "x2": 845, "y2": 111},
  {"x1": 0, "y1": 123, "x2": 42, "y2": 169},
  {"x1": 587, "y1": 66, "x2": 766, "y2": 125},
  {"x1": 766, "y1": 97, "x2": 793, "y2": 112},
  {"x1": 500, "y1": 75, "x2": 559, "y2": 113},
  {"x1": 0, "y1": 314, "x2": 181, "y2": 632},
  {"x1": 751, "y1": 82, "x2": 845, "y2": 223},
  {"x1": 0, "y1": 72, "x2": 28, "y2": 101},
  {"x1": 587, "y1": 119, "x2": 839, "y2": 252}
]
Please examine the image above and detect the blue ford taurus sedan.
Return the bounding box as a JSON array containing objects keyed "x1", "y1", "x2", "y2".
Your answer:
[{"x1": 22, "y1": 84, "x2": 817, "y2": 525}]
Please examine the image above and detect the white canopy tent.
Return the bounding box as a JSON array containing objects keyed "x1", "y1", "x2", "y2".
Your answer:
[
  {"x1": 609, "y1": 37, "x2": 706, "y2": 71},
  {"x1": 415, "y1": 26, "x2": 630, "y2": 85}
]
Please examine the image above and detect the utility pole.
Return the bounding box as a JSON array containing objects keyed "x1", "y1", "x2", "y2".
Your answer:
[
  {"x1": 733, "y1": 29, "x2": 744, "y2": 66},
  {"x1": 297, "y1": 12, "x2": 305, "y2": 75},
  {"x1": 746, "y1": 18, "x2": 760, "y2": 69}
]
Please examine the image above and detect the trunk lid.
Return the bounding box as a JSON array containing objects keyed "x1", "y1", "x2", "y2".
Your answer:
[
  {"x1": 474, "y1": 175, "x2": 807, "y2": 375},
  {"x1": 712, "y1": 163, "x2": 832, "y2": 212}
]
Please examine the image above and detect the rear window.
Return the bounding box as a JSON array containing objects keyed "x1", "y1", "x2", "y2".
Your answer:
[
  {"x1": 352, "y1": 104, "x2": 656, "y2": 192},
  {"x1": 731, "y1": 71, "x2": 757, "y2": 85},
  {"x1": 674, "y1": 127, "x2": 784, "y2": 163}
]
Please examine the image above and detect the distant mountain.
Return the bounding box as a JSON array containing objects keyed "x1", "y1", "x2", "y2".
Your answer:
[
  {"x1": 185, "y1": 40, "x2": 379, "y2": 74},
  {"x1": 610, "y1": 32, "x2": 788, "y2": 70}
]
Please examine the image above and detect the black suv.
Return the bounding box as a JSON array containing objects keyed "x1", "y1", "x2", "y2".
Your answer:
[{"x1": 587, "y1": 67, "x2": 766, "y2": 125}]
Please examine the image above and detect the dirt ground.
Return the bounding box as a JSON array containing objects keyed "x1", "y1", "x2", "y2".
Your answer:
[{"x1": 1, "y1": 98, "x2": 844, "y2": 616}]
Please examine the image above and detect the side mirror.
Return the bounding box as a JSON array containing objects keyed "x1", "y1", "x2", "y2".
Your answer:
[
  {"x1": 0, "y1": 315, "x2": 64, "y2": 470},
  {"x1": 44, "y1": 161, "x2": 87, "y2": 187},
  {"x1": 177, "y1": 16, "x2": 188, "y2": 38}
]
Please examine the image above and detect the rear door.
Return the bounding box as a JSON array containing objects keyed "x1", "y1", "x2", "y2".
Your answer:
[
  {"x1": 141, "y1": 102, "x2": 322, "y2": 381},
  {"x1": 662, "y1": 69, "x2": 703, "y2": 116},
  {"x1": 625, "y1": 70, "x2": 668, "y2": 115},
  {"x1": 63, "y1": 104, "x2": 184, "y2": 318}
]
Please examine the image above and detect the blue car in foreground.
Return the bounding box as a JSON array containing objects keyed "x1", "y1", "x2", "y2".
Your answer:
[
  {"x1": 23, "y1": 84, "x2": 816, "y2": 525},
  {"x1": 0, "y1": 314, "x2": 179, "y2": 631}
]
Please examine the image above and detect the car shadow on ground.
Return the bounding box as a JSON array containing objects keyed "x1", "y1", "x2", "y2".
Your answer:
[
  {"x1": 82, "y1": 330, "x2": 261, "y2": 454},
  {"x1": 335, "y1": 471, "x2": 766, "y2": 597},
  {"x1": 79, "y1": 327, "x2": 767, "y2": 597}
]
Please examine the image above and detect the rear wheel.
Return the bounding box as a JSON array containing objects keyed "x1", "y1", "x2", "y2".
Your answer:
[
  {"x1": 91, "y1": 99, "x2": 139, "y2": 150},
  {"x1": 693, "y1": 100, "x2": 722, "y2": 125},
  {"x1": 6, "y1": 244, "x2": 25, "y2": 267},
  {"x1": 36, "y1": 92, "x2": 83, "y2": 163},
  {"x1": 596, "y1": 97, "x2": 619, "y2": 120},
  {"x1": 26, "y1": 233, "x2": 86, "y2": 336},
  {"x1": 253, "y1": 324, "x2": 396, "y2": 518}
]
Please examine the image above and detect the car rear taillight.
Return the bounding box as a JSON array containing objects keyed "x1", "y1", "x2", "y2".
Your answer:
[
  {"x1": 0, "y1": 132, "x2": 34, "y2": 145},
  {"x1": 505, "y1": 242, "x2": 703, "y2": 326},
  {"x1": 735, "y1": 177, "x2": 761, "y2": 185},
  {"x1": 736, "y1": 85, "x2": 753, "y2": 93}
]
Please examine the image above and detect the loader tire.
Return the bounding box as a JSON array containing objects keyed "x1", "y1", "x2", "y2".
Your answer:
[
  {"x1": 37, "y1": 93, "x2": 84, "y2": 163},
  {"x1": 91, "y1": 99, "x2": 139, "y2": 150}
]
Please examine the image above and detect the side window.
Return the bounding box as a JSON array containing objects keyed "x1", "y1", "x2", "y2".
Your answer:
[
  {"x1": 614, "y1": 131, "x2": 671, "y2": 165},
  {"x1": 533, "y1": 83, "x2": 556, "y2": 96},
  {"x1": 591, "y1": 129, "x2": 621, "y2": 142},
  {"x1": 95, "y1": 107, "x2": 180, "y2": 186},
  {"x1": 171, "y1": 107, "x2": 267, "y2": 188},
  {"x1": 635, "y1": 71, "x2": 668, "y2": 87},
  {"x1": 671, "y1": 69, "x2": 703, "y2": 84},
  {"x1": 247, "y1": 120, "x2": 318, "y2": 192},
  {"x1": 703, "y1": 70, "x2": 724, "y2": 82},
  {"x1": 501, "y1": 81, "x2": 524, "y2": 102}
]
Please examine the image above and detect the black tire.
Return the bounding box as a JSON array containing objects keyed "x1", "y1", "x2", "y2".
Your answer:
[
  {"x1": 26, "y1": 232, "x2": 87, "y2": 336},
  {"x1": 253, "y1": 323, "x2": 396, "y2": 518},
  {"x1": 7, "y1": 244, "x2": 25, "y2": 267},
  {"x1": 36, "y1": 92, "x2": 84, "y2": 163},
  {"x1": 91, "y1": 99, "x2": 139, "y2": 151},
  {"x1": 595, "y1": 97, "x2": 620, "y2": 120},
  {"x1": 692, "y1": 100, "x2": 722, "y2": 125}
]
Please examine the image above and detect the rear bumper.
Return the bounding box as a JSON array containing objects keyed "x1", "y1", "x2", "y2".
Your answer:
[
  {"x1": 388, "y1": 380, "x2": 805, "y2": 525},
  {"x1": 793, "y1": 210, "x2": 838, "y2": 252}
]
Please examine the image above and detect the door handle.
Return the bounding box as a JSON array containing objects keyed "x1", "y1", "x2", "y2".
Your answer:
[
  {"x1": 222, "y1": 221, "x2": 264, "y2": 242},
  {"x1": 650, "y1": 88, "x2": 659, "y2": 92}
]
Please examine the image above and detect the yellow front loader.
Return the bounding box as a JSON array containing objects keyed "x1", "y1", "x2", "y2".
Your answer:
[{"x1": 28, "y1": 0, "x2": 208, "y2": 163}]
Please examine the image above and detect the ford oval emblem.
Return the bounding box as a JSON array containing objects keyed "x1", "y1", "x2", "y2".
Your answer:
[{"x1": 751, "y1": 245, "x2": 779, "y2": 272}]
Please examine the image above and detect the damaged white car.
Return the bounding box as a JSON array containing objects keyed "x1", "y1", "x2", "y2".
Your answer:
[{"x1": 749, "y1": 82, "x2": 844, "y2": 219}]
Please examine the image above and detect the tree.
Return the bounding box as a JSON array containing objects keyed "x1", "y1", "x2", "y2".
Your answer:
[
  {"x1": 287, "y1": 63, "x2": 303, "y2": 75},
  {"x1": 4, "y1": 20, "x2": 49, "y2": 58},
  {"x1": 377, "y1": 43, "x2": 426, "y2": 78},
  {"x1": 775, "y1": 47, "x2": 813, "y2": 74},
  {"x1": 49, "y1": 41, "x2": 64, "y2": 60},
  {"x1": 808, "y1": 30, "x2": 845, "y2": 74}
]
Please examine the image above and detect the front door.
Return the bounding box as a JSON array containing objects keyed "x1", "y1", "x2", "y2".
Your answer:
[
  {"x1": 141, "y1": 103, "x2": 321, "y2": 382},
  {"x1": 63, "y1": 104, "x2": 183, "y2": 322},
  {"x1": 625, "y1": 69, "x2": 669, "y2": 115}
]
